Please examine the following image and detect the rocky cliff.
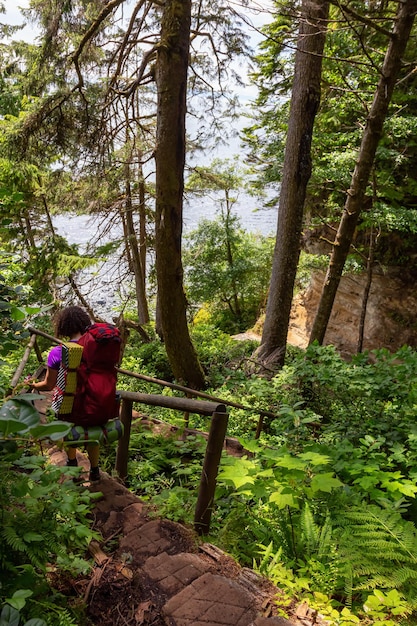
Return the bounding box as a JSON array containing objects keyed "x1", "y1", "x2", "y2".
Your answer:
[{"x1": 287, "y1": 270, "x2": 417, "y2": 356}]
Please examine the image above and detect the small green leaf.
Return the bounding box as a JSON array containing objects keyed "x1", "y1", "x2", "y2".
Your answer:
[
  {"x1": 299, "y1": 451, "x2": 331, "y2": 466},
  {"x1": 0, "y1": 604, "x2": 20, "y2": 626},
  {"x1": 218, "y1": 459, "x2": 256, "y2": 489},
  {"x1": 4, "y1": 588, "x2": 33, "y2": 611},
  {"x1": 274, "y1": 455, "x2": 306, "y2": 470},
  {"x1": 0, "y1": 399, "x2": 40, "y2": 431},
  {"x1": 9, "y1": 306, "x2": 26, "y2": 321},
  {"x1": 311, "y1": 472, "x2": 343, "y2": 493},
  {"x1": 0, "y1": 416, "x2": 27, "y2": 435},
  {"x1": 23, "y1": 532, "x2": 44, "y2": 542},
  {"x1": 269, "y1": 490, "x2": 298, "y2": 509},
  {"x1": 29, "y1": 422, "x2": 72, "y2": 441}
]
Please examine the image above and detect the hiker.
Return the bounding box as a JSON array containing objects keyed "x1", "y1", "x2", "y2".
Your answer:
[{"x1": 31, "y1": 306, "x2": 103, "y2": 481}]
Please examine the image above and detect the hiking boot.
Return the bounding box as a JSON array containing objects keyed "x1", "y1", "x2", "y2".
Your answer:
[
  {"x1": 66, "y1": 458, "x2": 78, "y2": 467},
  {"x1": 89, "y1": 467, "x2": 100, "y2": 482}
]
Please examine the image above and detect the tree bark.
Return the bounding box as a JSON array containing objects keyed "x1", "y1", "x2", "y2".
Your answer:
[
  {"x1": 154, "y1": 0, "x2": 205, "y2": 389},
  {"x1": 357, "y1": 225, "x2": 376, "y2": 354},
  {"x1": 309, "y1": 0, "x2": 417, "y2": 345},
  {"x1": 256, "y1": 0, "x2": 330, "y2": 370},
  {"x1": 125, "y1": 167, "x2": 149, "y2": 324},
  {"x1": 137, "y1": 161, "x2": 148, "y2": 312}
]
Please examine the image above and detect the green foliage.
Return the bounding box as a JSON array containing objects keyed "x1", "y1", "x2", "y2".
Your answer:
[
  {"x1": 184, "y1": 216, "x2": 273, "y2": 332},
  {"x1": 123, "y1": 338, "x2": 173, "y2": 382},
  {"x1": 246, "y1": 1, "x2": 417, "y2": 266},
  {"x1": 0, "y1": 158, "x2": 103, "y2": 307},
  {"x1": 1, "y1": 454, "x2": 97, "y2": 574},
  {"x1": 121, "y1": 336, "x2": 417, "y2": 623},
  {"x1": 0, "y1": 389, "x2": 98, "y2": 625},
  {"x1": 308, "y1": 589, "x2": 410, "y2": 626},
  {"x1": 336, "y1": 506, "x2": 417, "y2": 604},
  {"x1": 191, "y1": 322, "x2": 259, "y2": 386},
  {"x1": 0, "y1": 249, "x2": 61, "y2": 401},
  {"x1": 0, "y1": 603, "x2": 47, "y2": 626},
  {"x1": 0, "y1": 395, "x2": 72, "y2": 441},
  {"x1": 127, "y1": 429, "x2": 206, "y2": 524},
  {"x1": 0, "y1": 252, "x2": 43, "y2": 372},
  {"x1": 186, "y1": 158, "x2": 247, "y2": 195},
  {"x1": 184, "y1": 165, "x2": 273, "y2": 333}
]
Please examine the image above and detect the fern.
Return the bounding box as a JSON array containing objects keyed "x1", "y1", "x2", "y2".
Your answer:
[
  {"x1": 336, "y1": 504, "x2": 417, "y2": 607},
  {"x1": 46, "y1": 607, "x2": 79, "y2": 626},
  {"x1": 300, "y1": 502, "x2": 319, "y2": 555},
  {"x1": 2, "y1": 526, "x2": 27, "y2": 555},
  {"x1": 317, "y1": 515, "x2": 333, "y2": 561}
]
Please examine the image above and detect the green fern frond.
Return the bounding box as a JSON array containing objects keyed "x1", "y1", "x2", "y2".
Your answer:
[
  {"x1": 394, "y1": 567, "x2": 417, "y2": 585},
  {"x1": 341, "y1": 507, "x2": 417, "y2": 562},
  {"x1": 2, "y1": 526, "x2": 27, "y2": 553},
  {"x1": 299, "y1": 503, "x2": 334, "y2": 561},
  {"x1": 317, "y1": 515, "x2": 333, "y2": 559},
  {"x1": 336, "y1": 504, "x2": 417, "y2": 605},
  {"x1": 46, "y1": 608, "x2": 79, "y2": 626},
  {"x1": 300, "y1": 501, "x2": 319, "y2": 555}
]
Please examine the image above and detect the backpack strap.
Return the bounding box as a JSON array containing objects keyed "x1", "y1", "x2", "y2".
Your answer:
[{"x1": 51, "y1": 342, "x2": 84, "y2": 416}]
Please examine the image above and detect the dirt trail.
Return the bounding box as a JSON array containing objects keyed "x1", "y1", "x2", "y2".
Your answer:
[
  {"x1": 46, "y1": 446, "x2": 321, "y2": 626},
  {"x1": 33, "y1": 390, "x2": 321, "y2": 626}
]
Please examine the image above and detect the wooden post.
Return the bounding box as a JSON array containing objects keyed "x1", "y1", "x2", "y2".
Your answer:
[
  {"x1": 255, "y1": 415, "x2": 264, "y2": 439},
  {"x1": 7, "y1": 333, "x2": 37, "y2": 395},
  {"x1": 194, "y1": 410, "x2": 229, "y2": 536},
  {"x1": 115, "y1": 399, "x2": 133, "y2": 481},
  {"x1": 34, "y1": 337, "x2": 43, "y2": 363}
]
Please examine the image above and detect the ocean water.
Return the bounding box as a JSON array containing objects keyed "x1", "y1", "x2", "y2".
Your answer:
[{"x1": 53, "y1": 194, "x2": 277, "y2": 318}]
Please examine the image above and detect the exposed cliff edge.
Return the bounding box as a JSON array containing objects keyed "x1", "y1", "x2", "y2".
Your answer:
[{"x1": 288, "y1": 270, "x2": 417, "y2": 356}]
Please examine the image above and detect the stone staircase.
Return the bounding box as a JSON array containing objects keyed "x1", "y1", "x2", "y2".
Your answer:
[{"x1": 48, "y1": 446, "x2": 318, "y2": 626}]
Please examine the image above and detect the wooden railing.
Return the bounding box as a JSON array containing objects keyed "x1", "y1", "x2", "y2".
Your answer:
[
  {"x1": 115, "y1": 391, "x2": 228, "y2": 535},
  {"x1": 11, "y1": 327, "x2": 230, "y2": 535}
]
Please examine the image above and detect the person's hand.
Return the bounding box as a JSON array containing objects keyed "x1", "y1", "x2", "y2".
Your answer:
[{"x1": 24, "y1": 376, "x2": 36, "y2": 390}]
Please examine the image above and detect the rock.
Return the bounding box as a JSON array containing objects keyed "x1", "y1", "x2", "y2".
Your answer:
[{"x1": 288, "y1": 270, "x2": 417, "y2": 356}]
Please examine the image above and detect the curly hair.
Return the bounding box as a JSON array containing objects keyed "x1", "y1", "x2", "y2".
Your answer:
[{"x1": 54, "y1": 306, "x2": 91, "y2": 338}]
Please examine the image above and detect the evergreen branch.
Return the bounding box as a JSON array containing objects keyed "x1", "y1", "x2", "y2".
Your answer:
[{"x1": 336, "y1": 2, "x2": 394, "y2": 38}]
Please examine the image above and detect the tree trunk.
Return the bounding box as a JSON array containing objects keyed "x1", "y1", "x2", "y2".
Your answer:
[
  {"x1": 23, "y1": 212, "x2": 37, "y2": 251},
  {"x1": 138, "y1": 161, "x2": 148, "y2": 310},
  {"x1": 256, "y1": 0, "x2": 329, "y2": 370},
  {"x1": 38, "y1": 176, "x2": 57, "y2": 241},
  {"x1": 224, "y1": 191, "x2": 241, "y2": 321},
  {"x1": 309, "y1": 0, "x2": 417, "y2": 345},
  {"x1": 154, "y1": 0, "x2": 205, "y2": 389},
  {"x1": 120, "y1": 206, "x2": 133, "y2": 272},
  {"x1": 357, "y1": 225, "x2": 376, "y2": 354},
  {"x1": 125, "y1": 166, "x2": 149, "y2": 324}
]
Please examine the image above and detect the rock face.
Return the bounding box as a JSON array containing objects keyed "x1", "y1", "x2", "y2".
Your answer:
[{"x1": 288, "y1": 271, "x2": 417, "y2": 356}]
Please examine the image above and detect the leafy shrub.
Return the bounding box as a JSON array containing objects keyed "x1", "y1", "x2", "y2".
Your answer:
[
  {"x1": 123, "y1": 338, "x2": 173, "y2": 382},
  {"x1": 127, "y1": 429, "x2": 206, "y2": 524},
  {"x1": 191, "y1": 322, "x2": 259, "y2": 386},
  {"x1": 0, "y1": 395, "x2": 99, "y2": 624},
  {"x1": 113, "y1": 331, "x2": 417, "y2": 623},
  {"x1": 184, "y1": 212, "x2": 273, "y2": 333}
]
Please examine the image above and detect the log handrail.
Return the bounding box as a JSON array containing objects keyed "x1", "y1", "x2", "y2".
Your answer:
[
  {"x1": 7, "y1": 334, "x2": 38, "y2": 396},
  {"x1": 27, "y1": 325, "x2": 278, "y2": 423},
  {"x1": 15, "y1": 327, "x2": 232, "y2": 534},
  {"x1": 118, "y1": 390, "x2": 226, "y2": 417},
  {"x1": 116, "y1": 367, "x2": 278, "y2": 420},
  {"x1": 27, "y1": 326, "x2": 64, "y2": 344},
  {"x1": 114, "y1": 392, "x2": 229, "y2": 534}
]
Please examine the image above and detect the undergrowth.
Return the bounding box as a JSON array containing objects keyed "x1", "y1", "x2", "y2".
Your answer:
[
  {"x1": 120, "y1": 338, "x2": 417, "y2": 625},
  {"x1": 0, "y1": 395, "x2": 99, "y2": 625}
]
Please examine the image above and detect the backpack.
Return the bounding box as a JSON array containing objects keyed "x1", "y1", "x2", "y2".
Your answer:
[{"x1": 51, "y1": 323, "x2": 121, "y2": 427}]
